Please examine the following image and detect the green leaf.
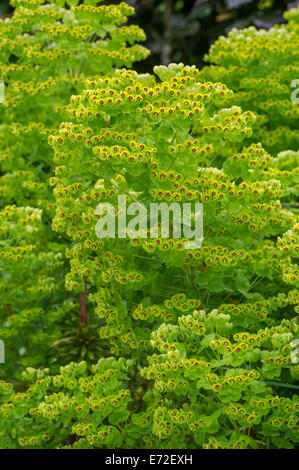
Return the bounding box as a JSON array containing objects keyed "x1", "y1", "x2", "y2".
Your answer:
[
  {"x1": 235, "y1": 272, "x2": 250, "y2": 295},
  {"x1": 271, "y1": 436, "x2": 294, "y2": 449},
  {"x1": 108, "y1": 409, "x2": 130, "y2": 425}
]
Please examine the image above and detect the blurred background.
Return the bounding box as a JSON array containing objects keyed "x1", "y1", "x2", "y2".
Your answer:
[{"x1": 0, "y1": 0, "x2": 298, "y2": 73}]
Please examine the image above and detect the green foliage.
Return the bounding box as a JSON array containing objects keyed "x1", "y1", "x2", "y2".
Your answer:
[
  {"x1": 0, "y1": 0, "x2": 149, "y2": 377},
  {"x1": 0, "y1": 1, "x2": 298, "y2": 451},
  {"x1": 199, "y1": 6, "x2": 299, "y2": 156},
  {"x1": 0, "y1": 0, "x2": 149, "y2": 196},
  {"x1": 0, "y1": 358, "x2": 134, "y2": 449},
  {"x1": 41, "y1": 64, "x2": 299, "y2": 448}
]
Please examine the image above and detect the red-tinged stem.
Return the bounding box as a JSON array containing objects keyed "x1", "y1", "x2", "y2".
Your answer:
[
  {"x1": 6, "y1": 304, "x2": 12, "y2": 315},
  {"x1": 69, "y1": 419, "x2": 77, "y2": 446},
  {"x1": 80, "y1": 277, "x2": 87, "y2": 325}
]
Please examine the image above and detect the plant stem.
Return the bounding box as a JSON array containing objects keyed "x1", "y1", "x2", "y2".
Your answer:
[
  {"x1": 80, "y1": 277, "x2": 88, "y2": 325},
  {"x1": 265, "y1": 380, "x2": 299, "y2": 390}
]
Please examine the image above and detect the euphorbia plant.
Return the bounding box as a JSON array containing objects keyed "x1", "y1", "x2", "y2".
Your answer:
[
  {"x1": 15, "y1": 63, "x2": 294, "y2": 449},
  {"x1": 258, "y1": 150, "x2": 298, "y2": 209},
  {"x1": 197, "y1": 6, "x2": 299, "y2": 209},
  {"x1": 0, "y1": 0, "x2": 149, "y2": 377},
  {"x1": 0, "y1": 0, "x2": 149, "y2": 196},
  {"x1": 199, "y1": 5, "x2": 299, "y2": 156},
  {"x1": 0, "y1": 357, "x2": 135, "y2": 449},
  {"x1": 0, "y1": 3, "x2": 298, "y2": 451}
]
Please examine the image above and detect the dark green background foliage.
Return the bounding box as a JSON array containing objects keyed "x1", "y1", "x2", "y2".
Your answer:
[
  {"x1": 0, "y1": 0, "x2": 295, "y2": 72},
  {"x1": 129, "y1": 0, "x2": 295, "y2": 73}
]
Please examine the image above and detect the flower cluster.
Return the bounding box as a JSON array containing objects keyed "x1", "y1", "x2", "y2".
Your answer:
[
  {"x1": 45, "y1": 63, "x2": 299, "y2": 448},
  {"x1": 199, "y1": 6, "x2": 299, "y2": 155},
  {"x1": 0, "y1": 1, "x2": 298, "y2": 451},
  {"x1": 0, "y1": 0, "x2": 148, "y2": 378},
  {"x1": 0, "y1": 358, "x2": 134, "y2": 449}
]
